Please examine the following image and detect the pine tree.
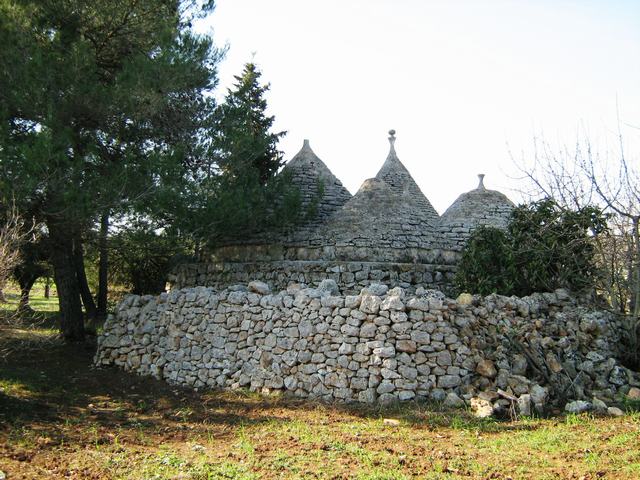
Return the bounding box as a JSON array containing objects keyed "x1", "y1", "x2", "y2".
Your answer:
[
  {"x1": 0, "y1": 0, "x2": 221, "y2": 340},
  {"x1": 175, "y1": 61, "x2": 300, "y2": 247},
  {"x1": 216, "y1": 62, "x2": 286, "y2": 184}
]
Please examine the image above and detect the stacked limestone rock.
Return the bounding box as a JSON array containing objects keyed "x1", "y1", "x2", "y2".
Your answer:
[
  {"x1": 198, "y1": 133, "x2": 462, "y2": 290},
  {"x1": 95, "y1": 281, "x2": 639, "y2": 414},
  {"x1": 171, "y1": 260, "x2": 456, "y2": 295}
]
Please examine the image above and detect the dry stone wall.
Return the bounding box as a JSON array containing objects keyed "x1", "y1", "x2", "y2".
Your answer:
[
  {"x1": 96, "y1": 281, "x2": 640, "y2": 412},
  {"x1": 170, "y1": 261, "x2": 457, "y2": 294}
]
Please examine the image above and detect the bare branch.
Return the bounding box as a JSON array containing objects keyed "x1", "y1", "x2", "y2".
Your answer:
[{"x1": 0, "y1": 202, "x2": 41, "y2": 295}]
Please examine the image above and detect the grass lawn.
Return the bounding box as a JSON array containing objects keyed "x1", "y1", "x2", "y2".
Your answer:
[
  {"x1": 1, "y1": 292, "x2": 639, "y2": 479},
  {"x1": 1, "y1": 281, "x2": 59, "y2": 314}
]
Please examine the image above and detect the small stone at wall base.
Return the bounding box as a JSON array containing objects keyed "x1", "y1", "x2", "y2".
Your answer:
[
  {"x1": 430, "y1": 389, "x2": 446, "y2": 402},
  {"x1": 565, "y1": 400, "x2": 591, "y2": 414},
  {"x1": 470, "y1": 397, "x2": 494, "y2": 418},
  {"x1": 627, "y1": 387, "x2": 640, "y2": 400},
  {"x1": 607, "y1": 406, "x2": 624, "y2": 417},
  {"x1": 443, "y1": 392, "x2": 465, "y2": 408},
  {"x1": 517, "y1": 394, "x2": 531, "y2": 416},
  {"x1": 592, "y1": 397, "x2": 608, "y2": 413}
]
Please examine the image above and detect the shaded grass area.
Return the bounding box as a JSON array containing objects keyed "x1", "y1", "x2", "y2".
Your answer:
[
  {"x1": 1, "y1": 324, "x2": 640, "y2": 478},
  {"x1": 1, "y1": 281, "x2": 59, "y2": 314},
  {"x1": 0, "y1": 283, "x2": 60, "y2": 362}
]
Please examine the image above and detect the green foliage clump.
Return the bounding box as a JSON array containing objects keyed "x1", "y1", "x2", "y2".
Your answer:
[
  {"x1": 109, "y1": 224, "x2": 192, "y2": 295},
  {"x1": 215, "y1": 62, "x2": 286, "y2": 184},
  {"x1": 454, "y1": 226, "x2": 514, "y2": 296},
  {"x1": 177, "y1": 62, "x2": 302, "y2": 247},
  {"x1": 455, "y1": 199, "x2": 607, "y2": 296},
  {"x1": 0, "y1": 0, "x2": 222, "y2": 339}
]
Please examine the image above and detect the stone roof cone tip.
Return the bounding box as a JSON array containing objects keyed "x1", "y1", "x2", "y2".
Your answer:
[
  {"x1": 288, "y1": 137, "x2": 321, "y2": 165},
  {"x1": 387, "y1": 129, "x2": 397, "y2": 158},
  {"x1": 285, "y1": 137, "x2": 350, "y2": 188},
  {"x1": 371, "y1": 128, "x2": 440, "y2": 223},
  {"x1": 477, "y1": 173, "x2": 486, "y2": 190}
]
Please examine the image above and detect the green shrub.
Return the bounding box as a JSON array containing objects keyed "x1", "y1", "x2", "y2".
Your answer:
[
  {"x1": 454, "y1": 226, "x2": 514, "y2": 296},
  {"x1": 109, "y1": 225, "x2": 193, "y2": 295},
  {"x1": 455, "y1": 199, "x2": 607, "y2": 296}
]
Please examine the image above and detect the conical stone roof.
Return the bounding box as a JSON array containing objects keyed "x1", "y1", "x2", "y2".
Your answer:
[
  {"x1": 374, "y1": 131, "x2": 440, "y2": 224},
  {"x1": 212, "y1": 140, "x2": 350, "y2": 252},
  {"x1": 439, "y1": 174, "x2": 515, "y2": 249},
  {"x1": 282, "y1": 140, "x2": 352, "y2": 242},
  {"x1": 321, "y1": 177, "x2": 405, "y2": 243},
  {"x1": 315, "y1": 132, "x2": 446, "y2": 262}
]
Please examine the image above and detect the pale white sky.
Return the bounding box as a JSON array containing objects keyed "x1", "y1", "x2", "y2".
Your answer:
[{"x1": 199, "y1": 0, "x2": 640, "y2": 213}]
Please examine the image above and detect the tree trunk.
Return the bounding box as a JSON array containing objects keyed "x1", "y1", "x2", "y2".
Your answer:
[
  {"x1": 44, "y1": 278, "x2": 50, "y2": 299},
  {"x1": 74, "y1": 237, "x2": 97, "y2": 319},
  {"x1": 194, "y1": 238, "x2": 201, "y2": 261},
  {"x1": 632, "y1": 217, "x2": 640, "y2": 318},
  {"x1": 16, "y1": 273, "x2": 38, "y2": 313},
  {"x1": 19, "y1": 284, "x2": 34, "y2": 312},
  {"x1": 97, "y1": 212, "x2": 109, "y2": 318},
  {"x1": 49, "y1": 222, "x2": 84, "y2": 341}
]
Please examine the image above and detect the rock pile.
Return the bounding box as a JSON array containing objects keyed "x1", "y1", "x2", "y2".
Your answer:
[{"x1": 95, "y1": 281, "x2": 639, "y2": 413}]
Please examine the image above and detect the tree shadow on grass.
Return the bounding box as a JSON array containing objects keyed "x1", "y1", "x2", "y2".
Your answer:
[
  {"x1": 0, "y1": 323, "x2": 541, "y2": 452},
  {"x1": 0, "y1": 328, "x2": 284, "y2": 452}
]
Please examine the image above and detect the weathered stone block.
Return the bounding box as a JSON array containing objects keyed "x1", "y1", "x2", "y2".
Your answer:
[
  {"x1": 396, "y1": 340, "x2": 417, "y2": 353},
  {"x1": 437, "y1": 375, "x2": 461, "y2": 389},
  {"x1": 360, "y1": 295, "x2": 381, "y2": 314},
  {"x1": 381, "y1": 296, "x2": 404, "y2": 311}
]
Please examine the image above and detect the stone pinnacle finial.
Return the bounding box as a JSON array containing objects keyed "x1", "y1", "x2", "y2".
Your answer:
[
  {"x1": 303, "y1": 139, "x2": 310, "y2": 149},
  {"x1": 388, "y1": 129, "x2": 396, "y2": 157},
  {"x1": 477, "y1": 173, "x2": 486, "y2": 190}
]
